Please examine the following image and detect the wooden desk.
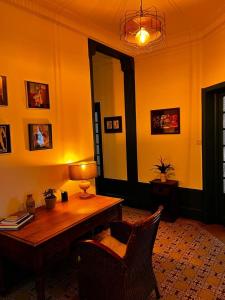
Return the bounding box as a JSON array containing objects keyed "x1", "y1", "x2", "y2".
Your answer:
[{"x1": 0, "y1": 194, "x2": 123, "y2": 300}]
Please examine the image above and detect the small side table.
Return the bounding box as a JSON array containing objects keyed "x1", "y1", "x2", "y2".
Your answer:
[{"x1": 150, "y1": 179, "x2": 179, "y2": 222}]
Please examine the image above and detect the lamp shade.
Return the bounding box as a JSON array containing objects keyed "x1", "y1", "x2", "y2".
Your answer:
[
  {"x1": 69, "y1": 161, "x2": 97, "y2": 180},
  {"x1": 120, "y1": 2, "x2": 165, "y2": 52}
]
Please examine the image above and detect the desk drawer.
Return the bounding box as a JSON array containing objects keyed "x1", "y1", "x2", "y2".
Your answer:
[
  {"x1": 66, "y1": 204, "x2": 121, "y2": 242},
  {"x1": 81, "y1": 205, "x2": 121, "y2": 231}
]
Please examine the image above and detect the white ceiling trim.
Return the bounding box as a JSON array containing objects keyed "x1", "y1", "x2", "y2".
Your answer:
[
  {"x1": 2, "y1": 0, "x2": 225, "y2": 58},
  {"x1": 2, "y1": 0, "x2": 132, "y2": 55}
]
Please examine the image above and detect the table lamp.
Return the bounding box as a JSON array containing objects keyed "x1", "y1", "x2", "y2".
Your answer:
[{"x1": 69, "y1": 161, "x2": 97, "y2": 199}]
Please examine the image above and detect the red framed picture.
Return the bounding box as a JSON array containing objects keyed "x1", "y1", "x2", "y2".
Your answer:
[
  {"x1": 26, "y1": 81, "x2": 50, "y2": 109},
  {"x1": 151, "y1": 107, "x2": 180, "y2": 134}
]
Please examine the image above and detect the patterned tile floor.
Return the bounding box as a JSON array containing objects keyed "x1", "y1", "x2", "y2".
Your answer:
[{"x1": 0, "y1": 206, "x2": 224, "y2": 300}]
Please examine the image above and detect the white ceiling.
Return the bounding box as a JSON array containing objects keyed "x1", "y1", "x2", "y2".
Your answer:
[
  {"x1": 36, "y1": 0, "x2": 225, "y2": 38},
  {"x1": 10, "y1": 0, "x2": 225, "y2": 55}
]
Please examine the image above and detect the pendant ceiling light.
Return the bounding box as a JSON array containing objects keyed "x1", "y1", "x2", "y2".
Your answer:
[{"x1": 120, "y1": 0, "x2": 165, "y2": 51}]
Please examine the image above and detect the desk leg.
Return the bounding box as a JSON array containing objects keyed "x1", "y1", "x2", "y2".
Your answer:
[
  {"x1": 34, "y1": 254, "x2": 45, "y2": 300},
  {"x1": 0, "y1": 256, "x2": 6, "y2": 296},
  {"x1": 118, "y1": 204, "x2": 122, "y2": 221},
  {"x1": 35, "y1": 273, "x2": 45, "y2": 300}
]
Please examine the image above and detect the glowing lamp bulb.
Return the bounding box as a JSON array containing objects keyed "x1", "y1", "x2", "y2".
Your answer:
[
  {"x1": 135, "y1": 27, "x2": 150, "y2": 46},
  {"x1": 81, "y1": 164, "x2": 86, "y2": 170}
]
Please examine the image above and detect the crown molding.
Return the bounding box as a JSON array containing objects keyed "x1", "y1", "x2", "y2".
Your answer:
[
  {"x1": 135, "y1": 13, "x2": 225, "y2": 59},
  {"x1": 2, "y1": 0, "x2": 225, "y2": 59},
  {"x1": 201, "y1": 12, "x2": 225, "y2": 39},
  {"x1": 2, "y1": 0, "x2": 133, "y2": 56}
]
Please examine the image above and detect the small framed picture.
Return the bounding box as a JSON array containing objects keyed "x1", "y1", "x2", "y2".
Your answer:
[
  {"x1": 28, "y1": 124, "x2": 53, "y2": 151},
  {"x1": 0, "y1": 76, "x2": 8, "y2": 106},
  {"x1": 104, "y1": 116, "x2": 122, "y2": 133},
  {"x1": 26, "y1": 81, "x2": 50, "y2": 109},
  {"x1": 0, "y1": 125, "x2": 11, "y2": 154},
  {"x1": 151, "y1": 107, "x2": 180, "y2": 134}
]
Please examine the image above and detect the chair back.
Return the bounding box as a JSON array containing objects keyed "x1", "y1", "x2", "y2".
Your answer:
[{"x1": 124, "y1": 206, "x2": 163, "y2": 267}]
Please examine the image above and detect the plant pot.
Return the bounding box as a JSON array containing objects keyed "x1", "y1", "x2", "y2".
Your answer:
[
  {"x1": 45, "y1": 197, "x2": 56, "y2": 209},
  {"x1": 160, "y1": 173, "x2": 167, "y2": 182}
]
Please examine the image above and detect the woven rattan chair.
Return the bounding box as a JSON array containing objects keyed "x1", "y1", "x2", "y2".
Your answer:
[{"x1": 77, "y1": 206, "x2": 163, "y2": 300}]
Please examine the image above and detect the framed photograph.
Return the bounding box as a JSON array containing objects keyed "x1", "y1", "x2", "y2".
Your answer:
[
  {"x1": 104, "y1": 116, "x2": 122, "y2": 133},
  {"x1": 151, "y1": 107, "x2": 180, "y2": 134},
  {"x1": 0, "y1": 125, "x2": 11, "y2": 154},
  {"x1": 0, "y1": 76, "x2": 8, "y2": 106},
  {"x1": 28, "y1": 124, "x2": 52, "y2": 151},
  {"x1": 26, "y1": 81, "x2": 50, "y2": 108}
]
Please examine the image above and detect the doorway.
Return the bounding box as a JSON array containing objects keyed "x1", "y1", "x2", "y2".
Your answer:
[
  {"x1": 88, "y1": 39, "x2": 138, "y2": 202},
  {"x1": 202, "y1": 82, "x2": 225, "y2": 225}
]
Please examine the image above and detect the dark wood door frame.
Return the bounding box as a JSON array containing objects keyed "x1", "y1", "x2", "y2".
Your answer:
[
  {"x1": 88, "y1": 39, "x2": 138, "y2": 197},
  {"x1": 202, "y1": 81, "x2": 225, "y2": 224},
  {"x1": 94, "y1": 102, "x2": 104, "y2": 178}
]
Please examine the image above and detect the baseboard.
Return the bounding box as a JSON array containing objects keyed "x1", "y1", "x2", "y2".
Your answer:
[
  {"x1": 179, "y1": 207, "x2": 203, "y2": 220},
  {"x1": 178, "y1": 187, "x2": 203, "y2": 221},
  {"x1": 96, "y1": 179, "x2": 204, "y2": 221}
]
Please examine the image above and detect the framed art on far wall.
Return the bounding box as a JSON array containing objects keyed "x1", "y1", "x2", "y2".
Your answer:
[
  {"x1": 28, "y1": 124, "x2": 52, "y2": 151},
  {"x1": 0, "y1": 125, "x2": 11, "y2": 154},
  {"x1": 151, "y1": 107, "x2": 180, "y2": 134},
  {"x1": 0, "y1": 76, "x2": 8, "y2": 106},
  {"x1": 104, "y1": 116, "x2": 122, "y2": 133},
  {"x1": 26, "y1": 81, "x2": 50, "y2": 109}
]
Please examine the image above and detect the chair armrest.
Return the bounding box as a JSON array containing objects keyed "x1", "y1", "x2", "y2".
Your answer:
[{"x1": 110, "y1": 221, "x2": 133, "y2": 244}]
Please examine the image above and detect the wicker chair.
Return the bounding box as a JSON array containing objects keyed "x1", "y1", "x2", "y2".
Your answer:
[{"x1": 77, "y1": 206, "x2": 163, "y2": 300}]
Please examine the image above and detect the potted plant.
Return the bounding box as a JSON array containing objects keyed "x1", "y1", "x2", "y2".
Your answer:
[
  {"x1": 43, "y1": 188, "x2": 57, "y2": 209},
  {"x1": 154, "y1": 157, "x2": 174, "y2": 182}
]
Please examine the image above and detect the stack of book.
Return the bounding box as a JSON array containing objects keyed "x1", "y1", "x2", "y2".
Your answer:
[{"x1": 0, "y1": 211, "x2": 34, "y2": 230}]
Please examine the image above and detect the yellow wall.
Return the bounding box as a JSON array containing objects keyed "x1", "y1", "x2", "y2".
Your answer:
[
  {"x1": 0, "y1": 1, "x2": 94, "y2": 217},
  {"x1": 135, "y1": 25, "x2": 225, "y2": 189},
  {"x1": 1, "y1": 1, "x2": 225, "y2": 217},
  {"x1": 93, "y1": 54, "x2": 127, "y2": 180}
]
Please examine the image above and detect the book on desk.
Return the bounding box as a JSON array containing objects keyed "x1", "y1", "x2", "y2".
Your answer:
[{"x1": 0, "y1": 211, "x2": 34, "y2": 230}]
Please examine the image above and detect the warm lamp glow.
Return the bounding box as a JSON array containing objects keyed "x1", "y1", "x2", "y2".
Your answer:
[
  {"x1": 120, "y1": 0, "x2": 165, "y2": 52},
  {"x1": 62, "y1": 152, "x2": 79, "y2": 164},
  {"x1": 135, "y1": 27, "x2": 150, "y2": 46},
  {"x1": 69, "y1": 161, "x2": 97, "y2": 199},
  {"x1": 81, "y1": 164, "x2": 86, "y2": 170}
]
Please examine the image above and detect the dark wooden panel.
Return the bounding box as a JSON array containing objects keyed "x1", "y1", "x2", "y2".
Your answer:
[
  {"x1": 177, "y1": 187, "x2": 203, "y2": 220},
  {"x1": 98, "y1": 179, "x2": 204, "y2": 221}
]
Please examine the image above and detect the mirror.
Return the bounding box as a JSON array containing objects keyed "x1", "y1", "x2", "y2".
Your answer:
[
  {"x1": 88, "y1": 39, "x2": 138, "y2": 200},
  {"x1": 92, "y1": 52, "x2": 127, "y2": 180}
]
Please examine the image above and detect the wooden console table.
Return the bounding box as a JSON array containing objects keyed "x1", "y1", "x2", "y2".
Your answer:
[
  {"x1": 0, "y1": 194, "x2": 123, "y2": 300},
  {"x1": 150, "y1": 179, "x2": 179, "y2": 222}
]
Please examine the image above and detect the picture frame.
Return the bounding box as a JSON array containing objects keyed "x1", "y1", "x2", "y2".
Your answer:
[
  {"x1": 104, "y1": 116, "x2": 122, "y2": 133},
  {"x1": 26, "y1": 81, "x2": 50, "y2": 109},
  {"x1": 28, "y1": 124, "x2": 53, "y2": 151},
  {"x1": 151, "y1": 107, "x2": 180, "y2": 134},
  {"x1": 0, "y1": 125, "x2": 11, "y2": 154},
  {"x1": 0, "y1": 76, "x2": 8, "y2": 106}
]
